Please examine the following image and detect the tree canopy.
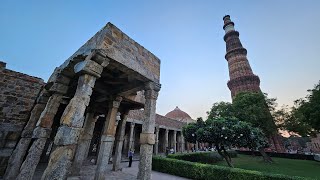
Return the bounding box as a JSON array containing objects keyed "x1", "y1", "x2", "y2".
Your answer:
[
  {"x1": 183, "y1": 117, "x2": 270, "y2": 167},
  {"x1": 232, "y1": 92, "x2": 277, "y2": 136},
  {"x1": 206, "y1": 101, "x2": 235, "y2": 119},
  {"x1": 280, "y1": 81, "x2": 320, "y2": 136}
]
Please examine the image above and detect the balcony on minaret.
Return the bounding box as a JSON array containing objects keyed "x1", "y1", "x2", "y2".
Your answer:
[{"x1": 223, "y1": 15, "x2": 235, "y2": 33}]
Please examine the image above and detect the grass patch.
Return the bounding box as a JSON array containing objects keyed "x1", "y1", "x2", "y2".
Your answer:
[
  {"x1": 215, "y1": 154, "x2": 320, "y2": 179},
  {"x1": 152, "y1": 156, "x2": 306, "y2": 180}
]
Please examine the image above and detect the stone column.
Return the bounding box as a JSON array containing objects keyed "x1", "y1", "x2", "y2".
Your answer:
[
  {"x1": 181, "y1": 134, "x2": 185, "y2": 153},
  {"x1": 113, "y1": 110, "x2": 130, "y2": 171},
  {"x1": 177, "y1": 133, "x2": 181, "y2": 153},
  {"x1": 71, "y1": 112, "x2": 99, "y2": 175},
  {"x1": 4, "y1": 90, "x2": 49, "y2": 180},
  {"x1": 94, "y1": 96, "x2": 122, "y2": 180},
  {"x1": 41, "y1": 59, "x2": 103, "y2": 180},
  {"x1": 195, "y1": 141, "x2": 199, "y2": 151},
  {"x1": 173, "y1": 130, "x2": 177, "y2": 153},
  {"x1": 164, "y1": 129, "x2": 169, "y2": 152},
  {"x1": 137, "y1": 82, "x2": 161, "y2": 180},
  {"x1": 128, "y1": 122, "x2": 135, "y2": 152},
  {"x1": 154, "y1": 127, "x2": 159, "y2": 155},
  {"x1": 17, "y1": 89, "x2": 66, "y2": 180}
]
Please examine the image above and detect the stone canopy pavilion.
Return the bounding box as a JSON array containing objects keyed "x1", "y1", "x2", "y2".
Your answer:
[{"x1": 3, "y1": 22, "x2": 163, "y2": 180}]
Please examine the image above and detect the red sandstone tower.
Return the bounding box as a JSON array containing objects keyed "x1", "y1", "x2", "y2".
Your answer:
[
  {"x1": 223, "y1": 15, "x2": 285, "y2": 153},
  {"x1": 223, "y1": 15, "x2": 261, "y2": 98}
]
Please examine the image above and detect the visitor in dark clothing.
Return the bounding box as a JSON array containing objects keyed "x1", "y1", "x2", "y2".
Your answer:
[{"x1": 128, "y1": 149, "x2": 134, "y2": 167}]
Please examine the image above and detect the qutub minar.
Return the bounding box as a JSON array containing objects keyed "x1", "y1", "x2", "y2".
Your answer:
[
  {"x1": 223, "y1": 15, "x2": 261, "y2": 98},
  {"x1": 223, "y1": 15, "x2": 284, "y2": 152}
]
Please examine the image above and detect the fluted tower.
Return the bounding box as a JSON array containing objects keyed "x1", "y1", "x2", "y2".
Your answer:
[{"x1": 223, "y1": 15, "x2": 261, "y2": 98}]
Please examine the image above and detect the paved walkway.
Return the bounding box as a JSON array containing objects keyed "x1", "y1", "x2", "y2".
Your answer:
[
  {"x1": 70, "y1": 161, "x2": 189, "y2": 180},
  {"x1": 34, "y1": 161, "x2": 189, "y2": 180}
]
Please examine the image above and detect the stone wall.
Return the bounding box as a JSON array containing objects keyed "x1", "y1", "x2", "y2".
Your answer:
[{"x1": 0, "y1": 61, "x2": 44, "y2": 175}]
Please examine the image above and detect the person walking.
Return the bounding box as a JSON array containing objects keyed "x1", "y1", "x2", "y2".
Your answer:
[{"x1": 128, "y1": 149, "x2": 134, "y2": 167}]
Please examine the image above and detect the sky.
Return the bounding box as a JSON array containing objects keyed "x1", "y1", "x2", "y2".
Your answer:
[{"x1": 1, "y1": 1, "x2": 320, "y2": 119}]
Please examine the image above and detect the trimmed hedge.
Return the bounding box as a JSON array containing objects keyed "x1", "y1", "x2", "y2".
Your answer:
[
  {"x1": 167, "y1": 151, "x2": 237, "y2": 164},
  {"x1": 152, "y1": 156, "x2": 307, "y2": 180},
  {"x1": 236, "y1": 150, "x2": 315, "y2": 161}
]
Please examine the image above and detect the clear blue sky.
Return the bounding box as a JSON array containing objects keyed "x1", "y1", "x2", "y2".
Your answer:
[{"x1": 1, "y1": 1, "x2": 320, "y2": 119}]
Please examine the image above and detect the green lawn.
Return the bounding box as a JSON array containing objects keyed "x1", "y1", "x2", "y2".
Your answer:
[{"x1": 215, "y1": 154, "x2": 320, "y2": 179}]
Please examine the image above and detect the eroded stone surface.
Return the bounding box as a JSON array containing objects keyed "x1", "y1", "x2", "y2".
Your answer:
[
  {"x1": 72, "y1": 113, "x2": 97, "y2": 175},
  {"x1": 42, "y1": 73, "x2": 97, "y2": 179},
  {"x1": 4, "y1": 138, "x2": 31, "y2": 180},
  {"x1": 0, "y1": 63, "x2": 44, "y2": 176},
  {"x1": 113, "y1": 113, "x2": 129, "y2": 171},
  {"x1": 54, "y1": 126, "x2": 82, "y2": 145},
  {"x1": 137, "y1": 82, "x2": 160, "y2": 180},
  {"x1": 16, "y1": 138, "x2": 47, "y2": 180},
  {"x1": 41, "y1": 145, "x2": 76, "y2": 180}
]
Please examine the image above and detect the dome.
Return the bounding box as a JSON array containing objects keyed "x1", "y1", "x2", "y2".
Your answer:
[{"x1": 165, "y1": 106, "x2": 191, "y2": 120}]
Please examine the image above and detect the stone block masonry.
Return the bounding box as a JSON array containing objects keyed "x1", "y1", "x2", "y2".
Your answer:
[{"x1": 0, "y1": 61, "x2": 45, "y2": 176}]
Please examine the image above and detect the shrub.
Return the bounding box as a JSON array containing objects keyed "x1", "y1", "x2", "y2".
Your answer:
[
  {"x1": 152, "y1": 156, "x2": 307, "y2": 180},
  {"x1": 167, "y1": 151, "x2": 237, "y2": 164}
]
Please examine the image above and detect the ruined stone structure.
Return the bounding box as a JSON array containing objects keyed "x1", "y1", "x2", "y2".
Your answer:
[
  {"x1": 1, "y1": 23, "x2": 191, "y2": 180},
  {"x1": 223, "y1": 15, "x2": 285, "y2": 153},
  {"x1": 0, "y1": 62, "x2": 45, "y2": 175},
  {"x1": 307, "y1": 133, "x2": 320, "y2": 153}
]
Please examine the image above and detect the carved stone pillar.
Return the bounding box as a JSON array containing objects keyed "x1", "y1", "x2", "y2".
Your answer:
[
  {"x1": 154, "y1": 127, "x2": 159, "y2": 155},
  {"x1": 17, "y1": 86, "x2": 67, "y2": 180},
  {"x1": 195, "y1": 141, "x2": 199, "y2": 151},
  {"x1": 164, "y1": 128, "x2": 169, "y2": 152},
  {"x1": 4, "y1": 89, "x2": 49, "y2": 180},
  {"x1": 94, "y1": 96, "x2": 122, "y2": 180},
  {"x1": 177, "y1": 132, "x2": 181, "y2": 152},
  {"x1": 113, "y1": 110, "x2": 130, "y2": 171},
  {"x1": 128, "y1": 122, "x2": 135, "y2": 152},
  {"x1": 137, "y1": 82, "x2": 161, "y2": 180},
  {"x1": 173, "y1": 130, "x2": 177, "y2": 153},
  {"x1": 181, "y1": 133, "x2": 185, "y2": 153},
  {"x1": 71, "y1": 112, "x2": 99, "y2": 175},
  {"x1": 41, "y1": 59, "x2": 103, "y2": 180}
]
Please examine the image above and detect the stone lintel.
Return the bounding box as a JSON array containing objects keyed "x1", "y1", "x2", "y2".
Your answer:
[
  {"x1": 100, "y1": 135, "x2": 115, "y2": 142},
  {"x1": 55, "y1": 73, "x2": 71, "y2": 85},
  {"x1": 54, "y1": 126, "x2": 81, "y2": 145},
  {"x1": 37, "y1": 96, "x2": 50, "y2": 104},
  {"x1": 74, "y1": 59, "x2": 104, "y2": 78},
  {"x1": 140, "y1": 133, "x2": 155, "y2": 145},
  {"x1": 145, "y1": 82, "x2": 161, "y2": 92},
  {"x1": 49, "y1": 83, "x2": 69, "y2": 94},
  {"x1": 112, "y1": 96, "x2": 123, "y2": 108},
  {"x1": 32, "y1": 127, "x2": 52, "y2": 138},
  {"x1": 91, "y1": 49, "x2": 110, "y2": 67}
]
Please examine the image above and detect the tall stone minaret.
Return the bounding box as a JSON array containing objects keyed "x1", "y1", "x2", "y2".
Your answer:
[
  {"x1": 223, "y1": 15, "x2": 261, "y2": 98},
  {"x1": 223, "y1": 15, "x2": 285, "y2": 153}
]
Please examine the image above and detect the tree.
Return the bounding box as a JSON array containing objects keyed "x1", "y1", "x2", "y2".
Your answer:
[
  {"x1": 182, "y1": 118, "x2": 205, "y2": 144},
  {"x1": 281, "y1": 81, "x2": 320, "y2": 136},
  {"x1": 206, "y1": 101, "x2": 235, "y2": 119},
  {"x1": 279, "y1": 104, "x2": 314, "y2": 136},
  {"x1": 182, "y1": 123, "x2": 197, "y2": 144},
  {"x1": 232, "y1": 92, "x2": 277, "y2": 137},
  {"x1": 183, "y1": 117, "x2": 270, "y2": 167}
]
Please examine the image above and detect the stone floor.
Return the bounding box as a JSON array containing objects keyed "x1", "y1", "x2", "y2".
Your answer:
[{"x1": 33, "y1": 156, "x2": 189, "y2": 180}]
